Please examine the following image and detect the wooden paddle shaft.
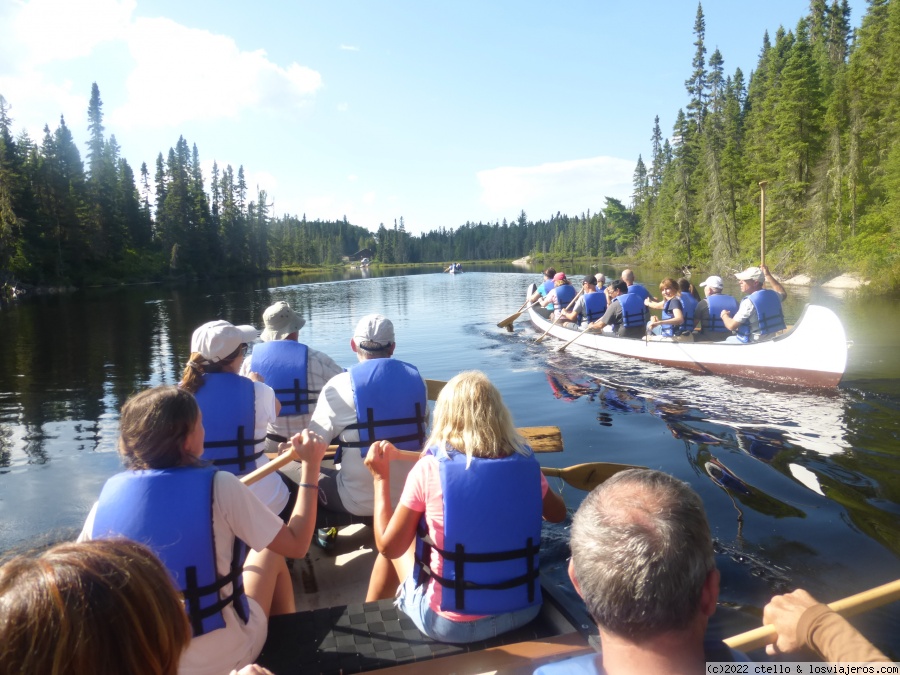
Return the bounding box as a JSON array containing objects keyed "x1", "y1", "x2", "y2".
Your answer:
[
  {"x1": 724, "y1": 578, "x2": 900, "y2": 651},
  {"x1": 536, "y1": 288, "x2": 583, "y2": 343},
  {"x1": 759, "y1": 180, "x2": 768, "y2": 267}
]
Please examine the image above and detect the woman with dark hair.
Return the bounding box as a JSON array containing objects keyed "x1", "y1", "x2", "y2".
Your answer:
[
  {"x1": 79, "y1": 385, "x2": 326, "y2": 675},
  {"x1": 180, "y1": 320, "x2": 292, "y2": 517}
]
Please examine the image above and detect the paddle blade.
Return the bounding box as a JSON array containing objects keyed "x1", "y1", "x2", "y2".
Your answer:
[
  {"x1": 520, "y1": 426, "x2": 563, "y2": 453},
  {"x1": 541, "y1": 462, "x2": 643, "y2": 491},
  {"x1": 497, "y1": 311, "x2": 523, "y2": 328}
]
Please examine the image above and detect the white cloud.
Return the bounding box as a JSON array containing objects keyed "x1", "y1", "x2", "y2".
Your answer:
[
  {"x1": 337, "y1": 103, "x2": 349, "y2": 112},
  {"x1": 110, "y1": 17, "x2": 321, "y2": 128},
  {"x1": 339, "y1": 44, "x2": 359, "y2": 51},
  {"x1": 13, "y1": 0, "x2": 134, "y2": 66},
  {"x1": 477, "y1": 156, "x2": 634, "y2": 218}
]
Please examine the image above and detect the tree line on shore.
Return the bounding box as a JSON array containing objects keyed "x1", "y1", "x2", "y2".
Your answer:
[
  {"x1": 634, "y1": 0, "x2": 900, "y2": 288},
  {"x1": 1, "y1": 1, "x2": 898, "y2": 290}
]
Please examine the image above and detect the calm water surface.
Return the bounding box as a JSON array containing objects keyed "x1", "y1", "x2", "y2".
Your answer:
[{"x1": 2, "y1": 265, "x2": 899, "y2": 655}]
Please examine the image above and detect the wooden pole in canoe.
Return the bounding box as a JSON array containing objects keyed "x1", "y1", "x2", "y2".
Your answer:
[
  {"x1": 759, "y1": 180, "x2": 768, "y2": 267},
  {"x1": 724, "y1": 578, "x2": 900, "y2": 652}
]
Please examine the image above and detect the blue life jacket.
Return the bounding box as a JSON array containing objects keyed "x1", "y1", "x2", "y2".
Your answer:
[
  {"x1": 679, "y1": 292, "x2": 698, "y2": 333},
  {"x1": 250, "y1": 341, "x2": 313, "y2": 416},
  {"x1": 737, "y1": 289, "x2": 786, "y2": 343},
  {"x1": 193, "y1": 373, "x2": 265, "y2": 475},
  {"x1": 616, "y1": 292, "x2": 645, "y2": 328},
  {"x1": 660, "y1": 296, "x2": 684, "y2": 338},
  {"x1": 336, "y1": 358, "x2": 427, "y2": 462},
  {"x1": 705, "y1": 294, "x2": 739, "y2": 334},
  {"x1": 581, "y1": 291, "x2": 608, "y2": 324},
  {"x1": 91, "y1": 467, "x2": 249, "y2": 637},
  {"x1": 539, "y1": 279, "x2": 556, "y2": 310},
  {"x1": 553, "y1": 284, "x2": 577, "y2": 309},
  {"x1": 627, "y1": 283, "x2": 651, "y2": 302},
  {"x1": 414, "y1": 446, "x2": 543, "y2": 615}
]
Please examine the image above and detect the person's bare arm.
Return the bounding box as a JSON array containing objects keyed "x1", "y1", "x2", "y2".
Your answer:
[
  {"x1": 266, "y1": 430, "x2": 326, "y2": 559},
  {"x1": 761, "y1": 264, "x2": 787, "y2": 299}
]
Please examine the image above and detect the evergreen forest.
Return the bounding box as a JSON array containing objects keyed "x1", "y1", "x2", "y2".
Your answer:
[{"x1": 1, "y1": 1, "x2": 899, "y2": 291}]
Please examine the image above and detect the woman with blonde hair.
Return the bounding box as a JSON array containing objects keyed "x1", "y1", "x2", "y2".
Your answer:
[
  {"x1": 79, "y1": 385, "x2": 326, "y2": 675},
  {"x1": 0, "y1": 538, "x2": 190, "y2": 675},
  {"x1": 364, "y1": 371, "x2": 566, "y2": 643}
]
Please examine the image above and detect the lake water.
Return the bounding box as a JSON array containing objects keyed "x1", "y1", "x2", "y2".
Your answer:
[{"x1": 1, "y1": 264, "x2": 899, "y2": 655}]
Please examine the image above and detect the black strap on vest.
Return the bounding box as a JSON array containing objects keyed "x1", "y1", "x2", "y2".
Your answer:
[
  {"x1": 341, "y1": 401, "x2": 427, "y2": 448},
  {"x1": 335, "y1": 402, "x2": 426, "y2": 463},
  {"x1": 414, "y1": 526, "x2": 540, "y2": 611},
  {"x1": 181, "y1": 540, "x2": 249, "y2": 636},
  {"x1": 273, "y1": 379, "x2": 319, "y2": 415},
  {"x1": 204, "y1": 425, "x2": 266, "y2": 473}
]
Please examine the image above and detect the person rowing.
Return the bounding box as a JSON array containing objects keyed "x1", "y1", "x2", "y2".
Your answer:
[
  {"x1": 364, "y1": 370, "x2": 566, "y2": 643},
  {"x1": 583, "y1": 280, "x2": 648, "y2": 339},
  {"x1": 561, "y1": 276, "x2": 608, "y2": 329},
  {"x1": 539, "y1": 272, "x2": 577, "y2": 320},
  {"x1": 720, "y1": 265, "x2": 787, "y2": 343},
  {"x1": 180, "y1": 320, "x2": 291, "y2": 518},
  {"x1": 78, "y1": 385, "x2": 327, "y2": 675},
  {"x1": 692, "y1": 276, "x2": 739, "y2": 342}
]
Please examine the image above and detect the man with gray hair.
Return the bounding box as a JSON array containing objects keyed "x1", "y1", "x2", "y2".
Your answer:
[
  {"x1": 536, "y1": 469, "x2": 745, "y2": 674},
  {"x1": 692, "y1": 276, "x2": 739, "y2": 342},
  {"x1": 309, "y1": 314, "x2": 427, "y2": 525},
  {"x1": 720, "y1": 264, "x2": 787, "y2": 343}
]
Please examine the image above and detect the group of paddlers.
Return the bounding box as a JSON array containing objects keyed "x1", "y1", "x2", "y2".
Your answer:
[
  {"x1": 531, "y1": 264, "x2": 788, "y2": 343},
  {"x1": 1, "y1": 291, "x2": 891, "y2": 675},
  {"x1": 0, "y1": 301, "x2": 566, "y2": 674}
]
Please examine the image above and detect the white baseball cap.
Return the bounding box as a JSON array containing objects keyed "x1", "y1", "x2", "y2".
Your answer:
[
  {"x1": 353, "y1": 314, "x2": 395, "y2": 349},
  {"x1": 191, "y1": 320, "x2": 259, "y2": 362},
  {"x1": 699, "y1": 275, "x2": 724, "y2": 289},
  {"x1": 735, "y1": 267, "x2": 765, "y2": 283}
]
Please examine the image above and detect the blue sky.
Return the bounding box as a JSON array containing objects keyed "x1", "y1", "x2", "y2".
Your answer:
[{"x1": 1, "y1": 0, "x2": 864, "y2": 235}]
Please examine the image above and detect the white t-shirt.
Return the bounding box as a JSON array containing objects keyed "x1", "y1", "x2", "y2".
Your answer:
[
  {"x1": 308, "y1": 365, "x2": 421, "y2": 515},
  {"x1": 80, "y1": 471, "x2": 284, "y2": 675},
  {"x1": 243, "y1": 381, "x2": 289, "y2": 514}
]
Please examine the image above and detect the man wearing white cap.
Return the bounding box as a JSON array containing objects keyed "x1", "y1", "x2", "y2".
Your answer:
[
  {"x1": 180, "y1": 320, "x2": 290, "y2": 517},
  {"x1": 692, "y1": 275, "x2": 739, "y2": 342},
  {"x1": 241, "y1": 301, "x2": 343, "y2": 454},
  {"x1": 720, "y1": 264, "x2": 787, "y2": 343},
  {"x1": 308, "y1": 314, "x2": 427, "y2": 524}
]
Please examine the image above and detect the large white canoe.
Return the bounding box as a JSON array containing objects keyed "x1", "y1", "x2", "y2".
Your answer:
[{"x1": 526, "y1": 285, "x2": 849, "y2": 388}]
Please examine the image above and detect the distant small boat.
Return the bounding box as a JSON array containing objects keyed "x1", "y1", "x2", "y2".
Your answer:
[{"x1": 526, "y1": 284, "x2": 848, "y2": 388}]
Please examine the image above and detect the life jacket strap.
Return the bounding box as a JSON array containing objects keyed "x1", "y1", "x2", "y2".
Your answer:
[
  {"x1": 414, "y1": 529, "x2": 540, "y2": 611},
  {"x1": 204, "y1": 425, "x2": 266, "y2": 472}
]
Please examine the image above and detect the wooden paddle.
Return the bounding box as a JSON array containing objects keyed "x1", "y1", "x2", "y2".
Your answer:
[
  {"x1": 535, "y1": 288, "x2": 583, "y2": 344},
  {"x1": 759, "y1": 180, "x2": 768, "y2": 267},
  {"x1": 541, "y1": 462, "x2": 643, "y2": 491},
  {"x1": 254, "y1": 425, "x2": 566, "y2": 486},
  {"x1": 376, "y1": 449, "x2": 643, "y2": 492},
  {"x1": 557, "y1": 326, "x2": 595, "y2": 353},
  {"x1": 497, "y1": 299, "x2": 532, "y2": 328},
  {"x1": 724, "y1": 578, "x2": 900, "y2": 652}
]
